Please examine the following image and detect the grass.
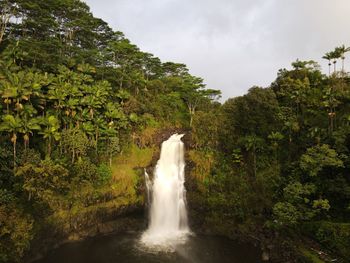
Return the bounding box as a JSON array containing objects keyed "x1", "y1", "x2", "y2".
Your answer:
[
  {"x1": 111, "y1": 144, "x2": 154, "y2": 203},
  {"x1": 299, "y1": 247, "x2": 325, "y2": 263},
  {"x1": 48, "y1": 144, "x2": 155, "y2": 232},
  {"x1": 188, "y1": 150, "x2": 214, "y2": 182}
]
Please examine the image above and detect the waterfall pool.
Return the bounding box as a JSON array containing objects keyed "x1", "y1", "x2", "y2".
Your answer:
[
  {"x1": 33, "y1": 232, "x2": 262, "y2": 263},
  {"x1": 34, "y1": 135, "x2": 263, "y2": 263}
]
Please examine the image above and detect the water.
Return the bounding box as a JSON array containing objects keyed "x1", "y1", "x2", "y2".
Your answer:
[
  {"x1": 141, "y1": 134, "x2": 189, "y2": 250},
  {"x1": 33, "y1": 232, "x2": 262, "y2": 263},
  {"x1": 33, "y1": 134, "x2": 263, "y2": 262},
  {"x1": 144, "y1": 169, "x2": 152, "y2": 207}
]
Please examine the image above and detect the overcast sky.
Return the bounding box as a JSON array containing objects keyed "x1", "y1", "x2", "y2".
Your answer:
[{"x1": 84, "y1": 0, "x2": 350, "y2": 100}]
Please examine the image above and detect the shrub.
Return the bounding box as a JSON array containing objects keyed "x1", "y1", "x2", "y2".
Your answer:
[
  {"x1": 0, "y1": 190, "x2": 33, "y2": 262},
  {"x1": 303, "y1": 221, "x2": 350, "y2": 259},
  {"x1": 97, "y1": 163, "x2": 112, "y2": 185}
]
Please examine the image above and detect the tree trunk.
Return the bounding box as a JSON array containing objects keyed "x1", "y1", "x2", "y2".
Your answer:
[
  {"x1": 95, "y1": 130, "x2": 99, "y2": 153},
  {"x1": 72, "y1": 148, "x2": 75, "y2": 163},
  {"x1": 253, "y1": 147, "x2": 257, "y2": 177},
  {"x1": 0, "y1": 7, "x2": 12, "y2": 45},
  {"x1": 188, "y1": 105, "x2": 195, "y2": 127},
  {"x1": 24, "y1": 135, "x2": 29, "y2": 150},
  {"x1": 13, "y1": 136, "x2": 16, "y2": 168},
  {"x1": 119, "y1": 71, "x2": 125, "y2": 89}
]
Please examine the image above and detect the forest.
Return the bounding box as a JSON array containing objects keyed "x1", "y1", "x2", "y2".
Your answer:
[{"x1": 0, "y1": 0, "x2": 349, "y2": 262}]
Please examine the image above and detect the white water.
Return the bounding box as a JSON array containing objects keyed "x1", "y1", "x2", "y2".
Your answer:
[
  {"x1": 144, "y1": 169, "x2": 152, "y2": 207},
  {"x1": 141, "y1": 134, "x2": 190, "y2": 250}
]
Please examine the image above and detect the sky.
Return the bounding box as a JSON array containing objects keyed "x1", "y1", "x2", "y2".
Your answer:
[{"x1": 84, "y1": 0, "x2": 350, "y2": 100}]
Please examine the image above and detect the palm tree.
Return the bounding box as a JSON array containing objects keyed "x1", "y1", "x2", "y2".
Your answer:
[
  {"x1": 240, "y1": 135, "x2": 263, "y2": 177},
  {"x1": 330, "y1": 49, "x2": 341, "y2": 73},
  {"x1": 21, "y1": 117, "x2": 41, "y2": 150},
  {"x1": 47, "y1": 85, "x2": 67, "y2": 117},
  {"x1": 0, "y1": 84, "x2": 17, "y2": 113},
  {"x1": 81, "y1": 121, "x2": 95, "y2": 138},
  {"x1": 0, "y1": 70, "x2": 45, "y2": 114},
  {"x1": 92, "y1": 117, "x2": 106, "y2": 153},
  {"x1": 81, "y1": 94, "x2": 100, "y2": 119},
  {"x1": 0, "y1": 115, "x2": 22, "y2": 167},
  {"x1": 322, "y1": 52, "x2": 332, "y2": 76},
  {"x1": 81, "y1": 81, "x2": 111, "y2": 119},
  {"x1": 322, "y1": 87, "x2": 340, "y2": 134},
  {"x1": 39, "y1": 115, "x2": 61, "y2": 156},
  {"x1": 336, "y1": 45, "x2": 350, "y2": 73},
  {"x1": 19, "y1": 105, "x2": 41, "y2": 149},
  {"x1": 63, "y1": 98, "x2": 79, "y2": 128}
]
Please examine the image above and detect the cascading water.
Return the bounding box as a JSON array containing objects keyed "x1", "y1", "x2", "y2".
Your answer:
[
  {"x1": 141, "y1": 134, "x2": 190, "y2": 250},
  {"x1": 144, "y1": 169, "x2": 152, "y2": 207}
]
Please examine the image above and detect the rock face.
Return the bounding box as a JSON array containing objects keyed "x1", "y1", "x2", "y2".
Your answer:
[
  {"x1": 144, "y1": 128, "x2": 191, "y2": 178},
  {"x1": 152, "y1": 128, "x2": 191, "y2": 147}
]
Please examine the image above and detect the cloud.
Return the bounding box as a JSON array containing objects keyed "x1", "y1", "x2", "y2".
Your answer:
[{"x1": 84, "y1": 0, "x2": 350, "y2": 100}]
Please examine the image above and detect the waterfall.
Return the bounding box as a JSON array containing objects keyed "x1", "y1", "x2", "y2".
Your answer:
[
  {"x1": 141, "y1": 133, "x2": 190, "y2": 250},
  {"x1": 144, "y1": 169, "x2": 152, "y2": 207}
]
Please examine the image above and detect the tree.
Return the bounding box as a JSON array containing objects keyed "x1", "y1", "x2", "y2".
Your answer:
[
  {"x1": 0, "y1": 0, "x2": 19, "y2": 44},
  {"x1": 335, "y1": 45, "x2": 350, "y2": 73},
  {"x1": 192, "y1": 106, "x2": 222, "y2": 149},
  {"x1": 16, "y1": 159, "x2": 69, "y2": 203},
  {"x1": 20, "y1": 115, "x2": 41, "y2": 150},
  {"x1": 300, "y1": 144, "x2": 343, "y2": 177},
  {"x1": 104, "y1": 38, "x2": 140, "y2": 89},
  {"x1": 39, "y1": 115, "x2": 60, "y2": 156},
  {"x1": 238, "y1": 135, "x2": 264, "y2": 177},
  {"x1": 105, "y1": 136, "x2": 120, "y2": 167},
  {"x1": 61, "y1": 127, "x2": 93, "y2": 163},
  {"x1": 179, "y1": 75, "x2": 220, "y2": 127},
  {"x1": 330, "y1": 49, "x2": 341, "y2": 73},
  {"x1": 322, "y1": 52, "x2": 332, "y2": 76},
  {"x1": 268, "y1": 131, "x2": 284, "y2": 164},
  {"x1": 0, "y1": 114, "x2": 22, "y2": 167},
  {"x1": 0, "y1": 191, "x2": 33, "y2": 262}
]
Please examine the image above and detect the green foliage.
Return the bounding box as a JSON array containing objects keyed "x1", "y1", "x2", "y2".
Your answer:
[
  {"x1": 15, "y1": 159, "x2": 69, "y2": 207},
  {"x1": 0, "y1": 0, "x2": 350, "y2": 261},
  {"x1": 61, "y1": 128, "x2": 94, "y2": 163},
  {"x1": 0, "y1": 3, "x2": 216, "y2": 259},
  {"x1": 283, "y1": 182, "x2": 316, "y2": 204},
  {"x1": 0, "y1": 190, "x2": 33, "y2": 262},
  {"x1": 194, "y1": 54, "x2": 350, "y2": 261},
  {"x1": 97, "y1": 163, "x2": 112, "y2": 185},
  {"x1": 303, "y1": 221, "x2": 350, "y2": 259},
  {"x1": 71, "y1": 158, "x2": 98, "y2": 183},
  {"x1": 273, "y1": 202, "x2": 300, "y2": 225},
  {"x1": 192, "y1": 106, "x2": 222, "y2": 149},
  {"x1": 300, "y1": 144, "x2": 344, "y2": 176}
]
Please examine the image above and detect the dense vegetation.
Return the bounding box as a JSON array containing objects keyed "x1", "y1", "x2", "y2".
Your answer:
[
  {"x1": 190, "y1": 59, "x2": 350, "y2": 261},
  {"x1": 0, "y1": 0, "x2": 349, "y2": 262}
]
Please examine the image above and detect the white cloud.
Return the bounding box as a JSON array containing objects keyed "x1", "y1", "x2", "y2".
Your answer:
[{"x1": 84, "y1": 0, "x2": 350, "y2": 100}]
